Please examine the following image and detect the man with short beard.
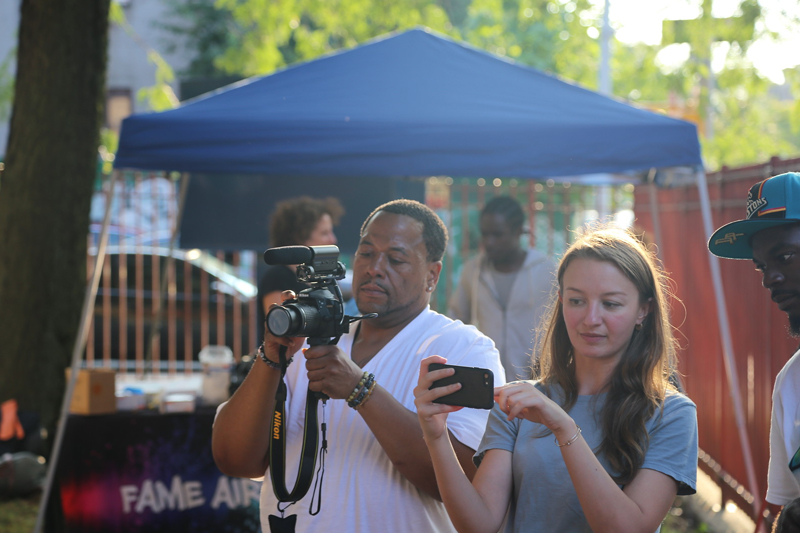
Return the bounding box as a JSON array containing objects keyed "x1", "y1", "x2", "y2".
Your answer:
[
  {"x1": 709, "y1": 172, "x2": 800, "y2": 529},
  {"x1": 213, "y1": 199, "x2": 504, "y2": 533}
]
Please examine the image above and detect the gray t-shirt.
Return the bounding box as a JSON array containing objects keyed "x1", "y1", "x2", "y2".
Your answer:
[
  {"x1": 489, "y1": 268, "x2": 518, "y2": 312},
  {"x1": 476, "y1": 386, "x2": 698, "y2": 533}
]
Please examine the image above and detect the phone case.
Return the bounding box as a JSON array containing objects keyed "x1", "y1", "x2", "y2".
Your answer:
[{"x1": 428, "y1": 363, "x2": 494, "y2": 410}]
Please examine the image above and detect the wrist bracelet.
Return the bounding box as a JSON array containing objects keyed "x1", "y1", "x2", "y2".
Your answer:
[
  {"x1": 347, "y1": 372, "x2": 370, "y2": 403},
  {"x1": 257, "y1": 343, "x2": 292, "y2": 369},
  {"x1": 348, "y1": 373, "x2": 376, "y2": 409},
  {"x1": 555, "y1": 424, "x2": 582, "y2": 447},
  {"x1": 354, "y1": 381, "x2": 377, "y2": 410}
]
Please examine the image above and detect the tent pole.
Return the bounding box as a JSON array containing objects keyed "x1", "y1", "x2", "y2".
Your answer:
[
  {"x1": 646, "y1": 169, "x2": 663, "y2": 255},
  {"x1": 696, "y1": 170, "x2": 761, "y2": 518},
  {"x1": 34, "y1": 169, "x2": 121, "y2": 533}
]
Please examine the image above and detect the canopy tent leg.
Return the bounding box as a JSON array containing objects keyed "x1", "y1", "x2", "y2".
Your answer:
[
  {"x1": 696, "y1": 170, "x2": 762, "y2": 520},
  {"x1": 33, "y1": 169, "x2": 121, "y2": 533},
  {"x1": 646, "y1": 169, "x2": 663, "y2": 256}
]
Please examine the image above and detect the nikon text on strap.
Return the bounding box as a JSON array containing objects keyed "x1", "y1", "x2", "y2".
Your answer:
[{"x1": 269, "y1": 345, "x2": 322, "y2": 503}]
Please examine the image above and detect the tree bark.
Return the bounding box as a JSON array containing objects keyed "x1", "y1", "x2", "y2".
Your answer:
[{"x1": 0, "y1": 0, "x2": 110, "y2": 436}]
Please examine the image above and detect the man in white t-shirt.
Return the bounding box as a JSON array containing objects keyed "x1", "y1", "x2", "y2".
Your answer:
[
  {"x1": 709, "y1": 172, "x2": 800, "y2": 530},
  {"x1": 213, "y1": 199, "x2": 504, "y2": 533}
]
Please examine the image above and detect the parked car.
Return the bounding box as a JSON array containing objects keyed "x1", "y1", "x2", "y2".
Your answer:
[{"x1": 88, "y1": 245, "x2": 258, "y2": 371}]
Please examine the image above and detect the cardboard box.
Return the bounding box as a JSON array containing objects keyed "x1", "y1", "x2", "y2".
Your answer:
[{"x1": 66, "y1": 369, "x2": 117, "y2": 415}]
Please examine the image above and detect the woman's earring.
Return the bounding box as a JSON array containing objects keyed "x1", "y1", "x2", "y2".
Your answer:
[{"x1": 634, "y1": 322, "x2": 643, "y2": 331}]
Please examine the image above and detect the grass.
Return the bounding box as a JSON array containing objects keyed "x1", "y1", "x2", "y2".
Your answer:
[
  {"x1": 0, "y1": 492, "x2": 40, "y2": 533},
  {"x1": 662, "y1": 497, "x2": 711, "y2": 533}
]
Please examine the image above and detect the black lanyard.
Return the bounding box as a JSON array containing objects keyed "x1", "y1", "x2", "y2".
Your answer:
[{"x1": 269, "y1": 344, "x2": 328, "y2": 512}]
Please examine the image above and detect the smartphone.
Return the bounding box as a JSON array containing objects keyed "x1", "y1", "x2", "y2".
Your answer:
[{"x1": 428, "y1": 363, "x2": 494, "y2": 410}]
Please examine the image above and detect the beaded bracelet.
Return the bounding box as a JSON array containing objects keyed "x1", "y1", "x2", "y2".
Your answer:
[
  {"x1": 554, "y1": 425, "x2": 582, "y2": 447},
  {"x1": 348, "y1": 373, "x2": 375, "y2": 409},
  {"x1": 353, "y1": 380, "x2": 377, "y2": 410},
  {"x1": 346, "y1": 372, "x2": 370, "y2": 403},
  {"x1": 349, "y1": 380, "x2": 372, "y2": 407},
  {"x1": 349, "y1": 374, "x2": 375, "y2": 404},
  {"x1": 349, "y1": 379, "x2": 375, "y2": 409},
  {"x1": 257, "y1": 343, "x2": 293, "y2": 369}
]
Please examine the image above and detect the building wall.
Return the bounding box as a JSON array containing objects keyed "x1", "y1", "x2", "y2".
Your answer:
[{"x1": 0, "y1": 0, "x2": 195, "y2": 158}]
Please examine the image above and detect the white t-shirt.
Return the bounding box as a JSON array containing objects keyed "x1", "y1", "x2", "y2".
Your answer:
[
  {"x1": 259, "y1": 307, "x2": 505, "y2": 532},
  {"x1": 767, "y1": 349, "x2": 800, "y2": 505}
]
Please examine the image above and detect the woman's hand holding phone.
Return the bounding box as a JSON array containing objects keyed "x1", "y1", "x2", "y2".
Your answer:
[
  {"x1": 494, "y1": 381, "x2": 575, "y2": 439},
  {"x1": 413, "y1": 355, "x2": 464, "y2": 444}
]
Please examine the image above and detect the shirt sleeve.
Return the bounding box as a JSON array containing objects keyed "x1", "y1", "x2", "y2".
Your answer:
[
  {"x1": 436, "y1": 330, "x2": 505, "y2": 451},
  {"x1": 474, "y1": 404, "x2": 518, "y2": 466},
  {"x1": 641, "y1": 393, "x2": 698, "y2": 496}
]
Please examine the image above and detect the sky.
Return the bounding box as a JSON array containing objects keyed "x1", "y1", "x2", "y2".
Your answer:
[{"x1": 602, "y1": 0, "x2": 800, "y2": 84}]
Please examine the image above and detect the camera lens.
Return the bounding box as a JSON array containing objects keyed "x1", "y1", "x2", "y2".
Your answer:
[
  {"x1": 267, "y1": 306, "x2": 297, "y2": 337},
  {"x1": 267, "y1": 302, "x2": 321, "y2": 337}
]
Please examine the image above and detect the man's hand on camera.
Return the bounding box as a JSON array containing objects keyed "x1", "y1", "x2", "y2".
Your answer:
[
  {"x1": 262, "y1": 292, "x2": 304, "y2": 365},
  {"x1": 303, "y1": 345, "x2": 363, "y2": 399},
  {"x1": 261, "y1": 331, "x2": 304, "y2": 365}
]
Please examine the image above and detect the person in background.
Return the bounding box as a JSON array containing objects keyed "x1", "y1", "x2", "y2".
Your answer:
[
  {"x1": 448, "y1": 195, "x2": 556, "y2": 381},
  {"x1": 416, "y1": 225, "x2": 698, "y2": 533},
  {"x1": 256, "y1": 196, "x2": 344, "y2": 346},
  {"x1": 707, "y1": 172, "x2": 800, "y2": 531},
  {"x1": 213, "y1": 199, "x2": 504, "y2": 533}
]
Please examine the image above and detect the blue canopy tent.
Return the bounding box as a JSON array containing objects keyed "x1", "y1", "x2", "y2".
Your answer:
[
  {"x1": 115, "y1": 28, "x2": 701, "y2": 179},
  {"x1": 41, "y1": 28, "x2": 760, "y2": 530}
]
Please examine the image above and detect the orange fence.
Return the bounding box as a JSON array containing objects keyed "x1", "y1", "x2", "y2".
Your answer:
[{"x1": 634, "y1": 156, "x2": 800, "y2": 522}]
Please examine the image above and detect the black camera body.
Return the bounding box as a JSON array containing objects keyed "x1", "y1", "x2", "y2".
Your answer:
[{"x1": 264, "y1": 245, "x2": 373, "y2": 346}]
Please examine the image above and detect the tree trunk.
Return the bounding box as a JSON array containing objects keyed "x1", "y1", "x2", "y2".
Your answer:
[{"x1": 0, "y1": 0, "x2": 110, "y2": 437}]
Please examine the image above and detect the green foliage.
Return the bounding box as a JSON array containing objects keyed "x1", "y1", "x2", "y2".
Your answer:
[
  {"x1": 0, "y1": 47, "x2": 15, "y2": 122},
  {"x1": 111, "y1": 0, "x2": 179, "y2": 111},
  {"x1": 136, "y1": 50, "x2": 179, "y2": 111},
  {"x1": 212, "y1": 0, "x2": 454, "y2": 77},
  {"x1": 702, "y1": 65, "x2": 800, "y2": 169},
  {"x1": 163, "y1": 0, "x2": 604, "y2": 85},
  {"x1": 156, "y1": 0, "x2": 799, "y2": 171},
  {"x1": 158, "y1": 0, "x2": 242, "y2": 78},
  {"x1": 611, "y1": 43, "x2": 677, "y2": 104},
  {"x1": 460, "y1": 0, "x2": 601, "y2": 87},
  {"x1": 99, "y1": 128, "x2": 119, "y2": 174}
]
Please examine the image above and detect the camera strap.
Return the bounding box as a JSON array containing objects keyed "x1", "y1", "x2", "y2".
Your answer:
[{"x1": 270, "y1": 345, "x2": 322, "y2": 503}]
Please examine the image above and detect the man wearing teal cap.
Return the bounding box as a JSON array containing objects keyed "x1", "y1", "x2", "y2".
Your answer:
[{"x1": 709, "y1": 172, "x2": 800, "y2": 529}]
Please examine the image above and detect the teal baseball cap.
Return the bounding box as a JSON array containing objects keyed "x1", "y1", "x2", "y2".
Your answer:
[{"x1": 708, "y1": 172, "x2": 800, "y2": 260}]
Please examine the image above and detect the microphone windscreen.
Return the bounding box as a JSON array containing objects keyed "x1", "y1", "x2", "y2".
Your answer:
[{"x1": 263, "y1": 246, "x2": 314, "y2": 265}]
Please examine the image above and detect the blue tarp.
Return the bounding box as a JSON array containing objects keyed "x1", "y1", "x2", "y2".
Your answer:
[{"x1": 115, "y1": 28, "x2": 702, "y2": 179}]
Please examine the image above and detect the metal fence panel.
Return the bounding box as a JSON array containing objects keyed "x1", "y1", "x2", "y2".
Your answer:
[{"x1": 633, "y1": 156, "x2": 800, "y2": 520}]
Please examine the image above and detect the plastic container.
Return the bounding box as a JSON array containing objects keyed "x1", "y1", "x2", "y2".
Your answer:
[
  {"x1": 198, "y1": 345, "x2": 234, "y2": 406},
  {"x1": 160, "y1": 393, "x2": 197, "y2": 413},
  {"x1": 116, "y1": 387, "x2": 147, "y2": 411}
]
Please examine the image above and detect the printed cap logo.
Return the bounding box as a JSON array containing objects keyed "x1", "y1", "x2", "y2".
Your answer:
[
  {"x1": 714, "y1": 232, "x2": 745, "y2": 246},
  {"x1": 746, "y1": 194, "x2": 767, "y2": 219}
]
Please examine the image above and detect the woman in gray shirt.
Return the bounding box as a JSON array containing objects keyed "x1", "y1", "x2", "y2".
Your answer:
[{"x1": 415, "y1": 225, "x2": 698, "y2": 533}]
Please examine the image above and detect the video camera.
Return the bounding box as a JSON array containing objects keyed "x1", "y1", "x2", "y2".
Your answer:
[
  {"x1": 262, "y1": 245, "x2": 377, "y2": 513},
  {"x1": 263, "y1": 245, "x2": 375, "y2": 346}
]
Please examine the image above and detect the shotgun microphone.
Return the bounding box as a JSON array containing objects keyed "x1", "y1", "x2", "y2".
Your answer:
[{"x1": 263, "y1": 245, "x2": 314, "y2": 265}]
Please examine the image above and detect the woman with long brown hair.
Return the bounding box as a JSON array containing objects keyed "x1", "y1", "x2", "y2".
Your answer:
[{"x1": 414, "y1": 225, "x2": 698, "y2": 532}]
